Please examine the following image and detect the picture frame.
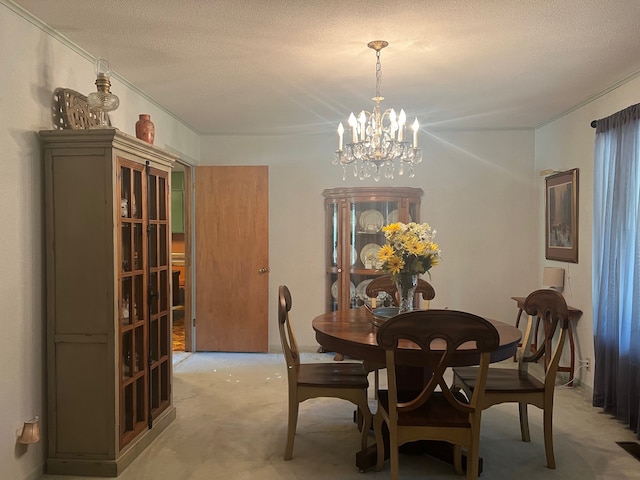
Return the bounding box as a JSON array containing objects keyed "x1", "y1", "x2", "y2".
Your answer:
[{"x1": 545, "y1": 168, "x2": 579, "y2": 263}]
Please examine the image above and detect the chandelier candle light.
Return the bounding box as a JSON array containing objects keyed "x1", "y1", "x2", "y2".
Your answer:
[{"x1": 334, "y1": 41, "x2": 422, "y2": 181}]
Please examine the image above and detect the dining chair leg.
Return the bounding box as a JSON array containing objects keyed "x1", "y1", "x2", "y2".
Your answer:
[
  {"x1": 466, "y1": 445, "x2": 480, "y2": 480},
  {"x1": 374, "y1": 370, "x2": 379, "y2": 399},
  {"x1": 284, "y1": 397, "x2": 299, "y2": 460},
  {"x1": 363, "y1": 361, "x2": 383, "y2": 400},
  {"x1": 373, "y1": 413, "x2": 385, "y2": 472},
  {"x1": 466, "y1": 420, "x2": 483, "y2": 480},
  {"x1": 543, "y1": 406, "x2": 556, "y2": 468},
  {"x1": 389, "y1": 427, "x2": 399, "y2": 480},
  {"x1": 453, "y1": 444, "x2": 463, "y2": 475},
  {"x1": 355, "y1": 395, "x2": 372, "y2": 451},
  {"x1": 518, "y1": 402, "x2": 531, "y2": 442}
]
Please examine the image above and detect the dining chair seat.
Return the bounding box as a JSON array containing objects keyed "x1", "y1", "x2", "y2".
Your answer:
[
  {"x1": 297, "y1": 363, "x2": 370, "y2": 388},
  {"x1": 378, "y1": 390, "x2": 472, "y2": 428},
  {"x1": 454, "y1": 366, "x2": 545, "y2": 394}
]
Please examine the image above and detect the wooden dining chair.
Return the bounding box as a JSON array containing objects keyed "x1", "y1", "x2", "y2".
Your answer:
[
  {"x1": 373, "y1": 309, "x2": 499, "y2": 480},
  {"x1": 365, "y1": 274, "x2": 436, "y2": 309},
  {"x1": 364, "y1": 274, "x2": 436, "y2": 397},
  {"x1": 452, "y1": 289, "x2": 569, "y2": 469},
  {"x1": 277, "y1": 285, "x2": 372, "y2": 460}
]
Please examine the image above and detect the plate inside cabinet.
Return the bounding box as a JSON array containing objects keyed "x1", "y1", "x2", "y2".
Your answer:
[
  {"x1": 359, "y1": 209, "x2": 384, "y2": 232},
  {"x1": 331, "y1": 280, "x2": 356, "y2": 300},
  {"x1": 359, "y1": 243, "x2": 381, "y2": 268},
  {"x1": 387, "y1": 209, "x2": 412, "y2": 224}
]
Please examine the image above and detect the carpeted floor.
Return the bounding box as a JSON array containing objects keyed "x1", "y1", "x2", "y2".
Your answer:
[{"x1": 41, "y1": 352, "x2": 639, "y2": 480}]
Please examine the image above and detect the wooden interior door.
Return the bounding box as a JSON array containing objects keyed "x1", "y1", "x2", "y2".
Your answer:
[{"x1": 194, "y1": 166, "x2": 269, "y2": 351}]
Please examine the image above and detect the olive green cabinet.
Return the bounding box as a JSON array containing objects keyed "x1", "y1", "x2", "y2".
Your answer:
[{"x1": 41, "y1": 129, "x2": 177, "y2": 477}]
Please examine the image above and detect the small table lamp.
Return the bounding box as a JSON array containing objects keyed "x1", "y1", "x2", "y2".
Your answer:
[{"x1": 543, "y1": 267, "x2": 565, "y2": 292}]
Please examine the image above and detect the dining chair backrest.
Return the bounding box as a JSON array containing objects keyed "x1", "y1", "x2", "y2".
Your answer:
[
  {"x1": 377, "y1": 309, "x2": 499, "y2": 416},
  {"x1": 278, "y1": 285, "x2": 300, "y2": 374},
  {"x1": 366, "y1": 274, "x2": 435, "y2": 307},
  {"x1": 520, "y1": 289, "x2": 570, "y2": 385}
]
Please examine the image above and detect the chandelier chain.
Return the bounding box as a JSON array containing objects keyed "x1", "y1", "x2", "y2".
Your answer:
[{"x1": 375, "y1": 49, "x2": 382, "y2": 98}]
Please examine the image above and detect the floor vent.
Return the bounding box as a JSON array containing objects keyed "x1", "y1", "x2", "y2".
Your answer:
[{"x1": 616, "y1": 441, "x2": 640, "y2": 461}]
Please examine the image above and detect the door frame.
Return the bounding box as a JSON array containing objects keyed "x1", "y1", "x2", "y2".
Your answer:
[
  {"x1": 172, "y1": 159, "x2": 195, "y2": 352},
  {"x1": 183, "y1": 162, "x2": 194, "y2": 352}
]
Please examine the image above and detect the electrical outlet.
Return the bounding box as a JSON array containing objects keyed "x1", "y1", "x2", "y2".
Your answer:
[{"x1": 585, "y1": 358, "x2": 591, "y2": 371}]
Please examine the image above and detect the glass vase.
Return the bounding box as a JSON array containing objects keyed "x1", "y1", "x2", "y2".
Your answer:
[{"x1": 395, "y1": 273, "x2": 418, "y2": 313}]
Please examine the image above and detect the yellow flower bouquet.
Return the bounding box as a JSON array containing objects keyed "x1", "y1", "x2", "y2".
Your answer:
[
  {"x1": 376, "y1": 221, "x2": 441, "y2": 280},
  {"x1": 376, "y1": 221, "x2": 441, "y2": 312}
]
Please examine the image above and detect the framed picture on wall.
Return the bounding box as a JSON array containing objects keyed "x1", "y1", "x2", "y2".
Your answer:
[{"x1": 545, "y1": 168, "x2": 579, "y2": 263}]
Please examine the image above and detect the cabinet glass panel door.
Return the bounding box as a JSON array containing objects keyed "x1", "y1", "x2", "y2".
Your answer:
[
  {"x1": 147, "y1": 168, "x2": 171, "y2": 420},
  {"x1": 119, "y1": 159, "x2": 148, "y2": 447}
]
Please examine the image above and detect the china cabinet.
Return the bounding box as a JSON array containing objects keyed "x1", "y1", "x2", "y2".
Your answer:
[
  {"x1": 323, "y1": 187, "x2": 423, "y2": 312},
  {"x1": 41, "y1": 128, "x2": 176, "y2": 476}
]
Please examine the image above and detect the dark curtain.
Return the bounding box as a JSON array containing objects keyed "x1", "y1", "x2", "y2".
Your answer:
[{"x1": 592, "y1": 103, "x2": 640, "y2": 438}]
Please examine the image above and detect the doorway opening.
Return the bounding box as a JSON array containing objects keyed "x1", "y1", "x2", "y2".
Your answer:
[{"x1": 171, "y1": 160, "x2": 193, "y2": 351}]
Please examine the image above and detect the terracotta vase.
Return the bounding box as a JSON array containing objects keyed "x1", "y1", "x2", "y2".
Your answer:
[{"x1": 135, "y1": 114, "x2": 155, "y2": 144}]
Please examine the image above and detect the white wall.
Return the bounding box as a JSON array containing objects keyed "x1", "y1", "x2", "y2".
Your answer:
[
  {"x1": 200, "y1": 128, "x2": 537, "y2": 353},
  {"x1": 535, "y1": 74, "x2": 640, "y2": 390},
  {"x1": 0, "y1": 4, "x2": 200, "y2": 479}
]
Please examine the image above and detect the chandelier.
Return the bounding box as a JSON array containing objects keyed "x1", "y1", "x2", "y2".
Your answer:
[{"x1": 333, "y1": 41, "x2": 422, "y2": 181}]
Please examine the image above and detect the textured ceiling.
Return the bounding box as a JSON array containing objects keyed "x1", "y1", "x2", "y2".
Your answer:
[{"x1": 11, "y1": 0, "x2": 640, "y2": 135}]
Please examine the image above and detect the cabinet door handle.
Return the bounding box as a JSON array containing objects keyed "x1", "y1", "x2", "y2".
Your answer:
[{"x1": 258, "y1": 267, "x2": 270, "y2": 274}]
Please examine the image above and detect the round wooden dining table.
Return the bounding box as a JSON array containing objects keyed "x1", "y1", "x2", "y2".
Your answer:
[{"x1": 313, "y1": 308, "x2": 522, "y2": 367}]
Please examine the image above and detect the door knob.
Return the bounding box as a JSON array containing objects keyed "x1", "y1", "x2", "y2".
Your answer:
[{"x1": 258, "y1": 267, "x2": 270, "y2": 274}]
